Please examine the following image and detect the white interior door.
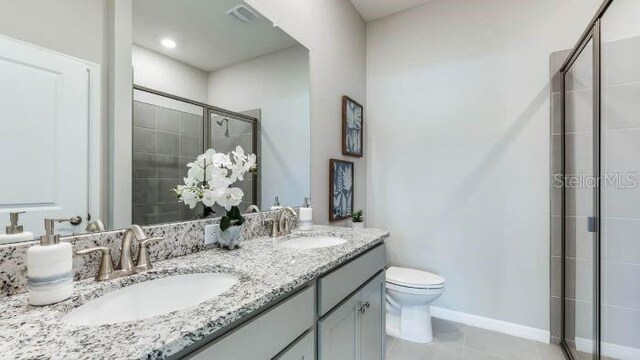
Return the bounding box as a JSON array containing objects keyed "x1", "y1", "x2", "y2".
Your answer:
[{"x1": 0, "y1": 36, "x2": 91, "y2": 237}]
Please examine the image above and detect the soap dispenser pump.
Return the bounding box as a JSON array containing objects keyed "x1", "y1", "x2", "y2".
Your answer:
[
  {"x1": 299, "y1": 197, "x2": 313, "y2": 231},
  {"x1": 27, "y1": 218, "x2": 74, "y2": 306},
  {"x1": 270, "y1": 196, "x2": 283, "y2": 210},
  {"x1": 0, "y1": 212, "x2": 34, "y2": 244}
]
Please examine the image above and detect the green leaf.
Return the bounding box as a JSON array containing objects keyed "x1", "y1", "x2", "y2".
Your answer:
[{"x1": 220, "y1": 216, "x2": 232, "y2": 232}]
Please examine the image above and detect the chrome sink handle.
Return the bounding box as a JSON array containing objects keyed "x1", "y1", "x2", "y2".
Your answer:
[
  {"x1": 75, "y1": 247, "x2": 115, "y2": 281},
  {"x1": 264, "y1": 218, "x2": 278, "y2": 237},
  {"x1": 135, "y1": 236, "x2": 164, "y2": 272}
]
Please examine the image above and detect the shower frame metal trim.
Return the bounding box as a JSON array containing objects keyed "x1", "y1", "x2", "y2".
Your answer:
[{"x1": 557, "y1": 0, "x2": 612, "y2": 358}]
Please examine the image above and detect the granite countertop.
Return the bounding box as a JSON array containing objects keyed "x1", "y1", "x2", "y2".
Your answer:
[{"x1": 0, "y1": 225, "x2": 388, "y2": 359}]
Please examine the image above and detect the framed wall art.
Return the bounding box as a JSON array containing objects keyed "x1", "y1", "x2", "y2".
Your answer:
[{"x1": 329, "y1": 159, "x2": 354, "y2": 221}]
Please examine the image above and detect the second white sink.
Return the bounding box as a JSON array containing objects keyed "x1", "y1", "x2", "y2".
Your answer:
[
  {"x1": 63, "y1": 272, "x2": 239, "y2": 326},
  {"x1": 280, "y1": 236, "x2": 347, "y2": 250}
]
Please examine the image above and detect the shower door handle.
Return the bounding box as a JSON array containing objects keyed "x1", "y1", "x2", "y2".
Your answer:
[{"x1": 587, "y1": 216, "x2": 597, "y2": 233}]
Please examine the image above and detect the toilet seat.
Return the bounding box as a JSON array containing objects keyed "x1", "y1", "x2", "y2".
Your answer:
[{"x1": 386, "y1": 266, "x2": 445, "y2": 289}]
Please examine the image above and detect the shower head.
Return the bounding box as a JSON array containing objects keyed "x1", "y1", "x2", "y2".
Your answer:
[{"x1": 216, "y1": 118, "x2": 230, "y2": 137}]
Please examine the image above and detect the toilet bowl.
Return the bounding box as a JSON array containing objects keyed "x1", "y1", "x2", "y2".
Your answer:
[{"x1": 385, "y1": 266, "x2": 445, "y2": 343}]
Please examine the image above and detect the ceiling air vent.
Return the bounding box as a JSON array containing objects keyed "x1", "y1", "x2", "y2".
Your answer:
[{"x1": 227, "y1": 5, "x2": 260, "y2": 23}]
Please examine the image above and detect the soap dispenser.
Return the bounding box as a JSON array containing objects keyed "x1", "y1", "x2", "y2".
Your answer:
[
  {"x1": 0, "y1": 212, "x2": 34, "y2": 244},
  {"x1": 270, "y1": 196, "x2": 283, "y2": 210},
  {"x1": 299, "y1": 197, "x2": 313, "y2": 231},
  {"x1": 27, "y1": 218, "x2": 74, "y2": 306}
]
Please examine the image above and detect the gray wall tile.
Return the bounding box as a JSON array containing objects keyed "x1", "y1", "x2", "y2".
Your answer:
[
  {"x1": 157, "y1": 178, "x2": 179, "y2": 203},
  {"x1": 133, "y1": 127, "x2": 157, "y2": 153},
  {"x1": 602, "y1": 305, "x2": 640, "y2": 348},
  {"x1": 157, "y1": 203, "x2": 180, "y2": 223},
  {"x1": 603, "y1": 83, "x2": 640, "y2": 130},
  {"x1": 156, "y1": 155, "x2": 179, "y2": 179},
  {"x1": 133, "y1": 204, "x2": 157, "y2": 225},
  {"x1": 180, "y1": 135, "x2": 203, "y2": 157},
  {"x1": 133, "y1": 178, "x2": 157, "y2": 205},
  {"x1": 180, "y1": 113, "x2": 203, "y2": 137},
  {"x1": 180, "y1": 203, "x2": 202, "y2": 221},
  {"x1": 603, "y1": 261, "x2": 640, "y2": 310},
  {"x1": 179, "y1": 156, "x2": 195, "y2": 179},
  {"x1": 133, "y1": 101, "x2": 156, "y2": 129},
  {"x1": 603, "y1": 36, "x2": 640, "y2": 86},
  {"x1": 133, "y1": 152, "x2": 156, "y2": 178},
  {"x1": 157, "y1": 107, "x2": 180, "y2": 133},
  {"x1": 157, "y1": 131, "x2": 179, "y2": 156},
  {"x1": 603, "y1": 218, "x2": 640, "y2": 263}
]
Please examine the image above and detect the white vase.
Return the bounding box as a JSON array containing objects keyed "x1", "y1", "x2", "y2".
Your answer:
[
  {"x1": 216, "y1": 224, "x2": 244, "y2": 249},
  {"x1": 351, "y1": 222, "x2": 364, "y2": 229}
]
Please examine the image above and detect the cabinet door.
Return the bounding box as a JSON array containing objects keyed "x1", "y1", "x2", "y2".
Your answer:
[
  {"x1": 318, "y1": 291, "x2": 361, "y2": 360},
  {"x1": 360, "y1": 272, "x2": 386, "y2": 360},
  {"x1": 276, "y1": 330, "x2": 315, "y2": 360}
]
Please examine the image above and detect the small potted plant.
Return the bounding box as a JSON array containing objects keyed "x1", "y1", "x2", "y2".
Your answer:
[
  {"x1": 173, "y1": 147, "x2": 256, "y2": 249},
  {"x1": 351, "y1": 210, "x2": 364, "y2": 229}
]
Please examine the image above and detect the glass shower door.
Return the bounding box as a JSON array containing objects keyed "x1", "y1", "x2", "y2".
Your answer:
[
  {"x1": 207, "y1": 110, "x2": 258, "y2": 212},
  {"x1": 563, "y1": 37, "x2": 598, "y2": 359},
  {"x1": 600, "y1": 0, "x2": 640, "y2": 358}
]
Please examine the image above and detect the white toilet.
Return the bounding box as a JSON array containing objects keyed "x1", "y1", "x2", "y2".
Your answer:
[{"x1": 385, "y1": 266, "x2": 445, "y2": 343}]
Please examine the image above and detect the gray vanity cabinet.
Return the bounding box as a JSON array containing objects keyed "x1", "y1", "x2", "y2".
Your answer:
[
  {"x1": 359, "y1": 273, "x2": 386, "y2": 360},
  {"x1": 318, "y1": 271, "x2": 386, "y2": 360},
  {"x1": 275, "y1": 330, "x2": 315, "y2": 360},
  {"x1": 182, "y1": 244, "x2": 386, "y2": 360},
  {"x1": 318, "y1": 291, "x2": 361, "y2": 359}
]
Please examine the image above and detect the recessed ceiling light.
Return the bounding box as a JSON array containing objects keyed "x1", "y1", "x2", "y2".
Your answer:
[{"x1": 161, "y1": 38, "x2": 176, "y2": 49}]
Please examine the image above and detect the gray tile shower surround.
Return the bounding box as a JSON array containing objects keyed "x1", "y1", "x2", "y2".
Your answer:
[{"x1": 0, "y1": 211, "x2": 388, "y2": 359}]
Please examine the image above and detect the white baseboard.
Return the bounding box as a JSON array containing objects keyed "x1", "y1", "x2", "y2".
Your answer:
[
  {"x1": 430, "y1": 306, "x2": 550, "y2": 344},
  {"x1": 576, "y1": 337, "x2": 640, "y2": 360}
]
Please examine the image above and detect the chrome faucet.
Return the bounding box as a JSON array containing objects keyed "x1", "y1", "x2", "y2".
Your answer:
[
  {"x1": 118, "y1": 225, "x2": 146, "y2": 273},
  {"x1": 264, "y1": 207, "x2": 298, "y2": 237},
  {"x1": 245, "y1": 204, "x2": 260, "y2": 213},
  {"x1": 75, "y1": 225, "x2": 163, "y2": 281},
  {"x1": 278, "y1": 207, "x2": 298, "y2": 236}
]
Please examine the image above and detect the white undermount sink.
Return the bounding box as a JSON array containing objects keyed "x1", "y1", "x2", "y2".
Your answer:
[
  {"x1": 63, "y1": 273, "x2": 239, "y2": 326},
  {"x1": 280, "y1": 236, "x2": 347, "y2": 250}
]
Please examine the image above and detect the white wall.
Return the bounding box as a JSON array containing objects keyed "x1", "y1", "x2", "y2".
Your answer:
[
  {"x1": 132, "y1": 45, "x2": 208, "y2": 103},
  {"x1": 367, "y1": 0, "x2": 601, "y2": 331},
  {"x1": 207, "y1": 45, "x2": 310, "y2": 208},
  {"x1": 0, "y1": 0, "x2": 105, "y2": 65},
  {"x1": 245, "y1": 0, "x2": 367, "y2": 225}
]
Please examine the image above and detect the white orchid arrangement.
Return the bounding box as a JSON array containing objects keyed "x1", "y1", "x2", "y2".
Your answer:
[{"x1": 173, "y1": 146, "x2": 257, "y2": 231}]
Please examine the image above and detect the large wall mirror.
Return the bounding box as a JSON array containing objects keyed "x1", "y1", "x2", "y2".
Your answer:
[{"x1": 0, "y1": 0, "x2": 310, "y2": 241}]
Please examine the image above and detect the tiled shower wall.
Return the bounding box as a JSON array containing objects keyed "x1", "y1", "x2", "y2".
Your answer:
[
  {"x1": 133, "y1": 100, "x2": 204, "y2": 225},
  {"x1": 600, "y1": 33, "x2": 640, "y2": 353}
]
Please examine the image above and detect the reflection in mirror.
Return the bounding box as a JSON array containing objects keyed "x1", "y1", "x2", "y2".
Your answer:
[{"x1": 0, "y1": 0, "x2": 310, "y2": 241}]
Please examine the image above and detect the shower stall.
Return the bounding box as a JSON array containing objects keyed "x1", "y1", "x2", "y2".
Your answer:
[
  {"x1": 132, "y1": 86, "x2": 259, "y2": 225},
  {"x1": 551, "y1": 0, "x2": 640, "y2": 359}
]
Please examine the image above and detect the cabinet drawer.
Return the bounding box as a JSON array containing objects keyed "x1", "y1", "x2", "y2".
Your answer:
[
  {"x1": 318, "y1": 244, "x2": 386, "y2": 316},
  {"x1": 187, "y1": 285, "x2": 315, "y2": 360},
  {"x1": 275, "y1": 330, "x2": 315, "y2": 360}
]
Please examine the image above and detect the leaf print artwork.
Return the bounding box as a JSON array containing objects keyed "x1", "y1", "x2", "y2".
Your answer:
[
  {"x1": 330, "y1": 159, "x2": 354, "y2": 221},
  {"x1": 343, "y1": 96, "x2": 363, "y2": 157}
]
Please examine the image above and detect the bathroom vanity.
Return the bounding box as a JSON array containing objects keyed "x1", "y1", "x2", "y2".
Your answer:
[
  {"x1": 184, "y1": 241, "x2": 385, "y2": 359},
  {"x1": 0, "y1": 225, "x2": 388, "y2": 359}
]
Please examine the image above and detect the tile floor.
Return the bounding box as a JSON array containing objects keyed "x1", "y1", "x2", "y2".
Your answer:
[{"x1": 386, "y1": 318, "x2": 566, "y2": 360}]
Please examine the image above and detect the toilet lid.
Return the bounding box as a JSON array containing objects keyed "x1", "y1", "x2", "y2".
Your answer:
[{"x1": 386, "y1": 267, "x2": 445, "y2": 288}]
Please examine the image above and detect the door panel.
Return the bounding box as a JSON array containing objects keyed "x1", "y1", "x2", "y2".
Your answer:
[
  {"x1": 360, "y1": 272, "x2": 385, "y2": 360},
  {"x1": 318, "y1": 291, "x2": 361, "y2": 360},
  {"x1": 0, "y1": 36, "x2": 90, "y2": 237}
]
